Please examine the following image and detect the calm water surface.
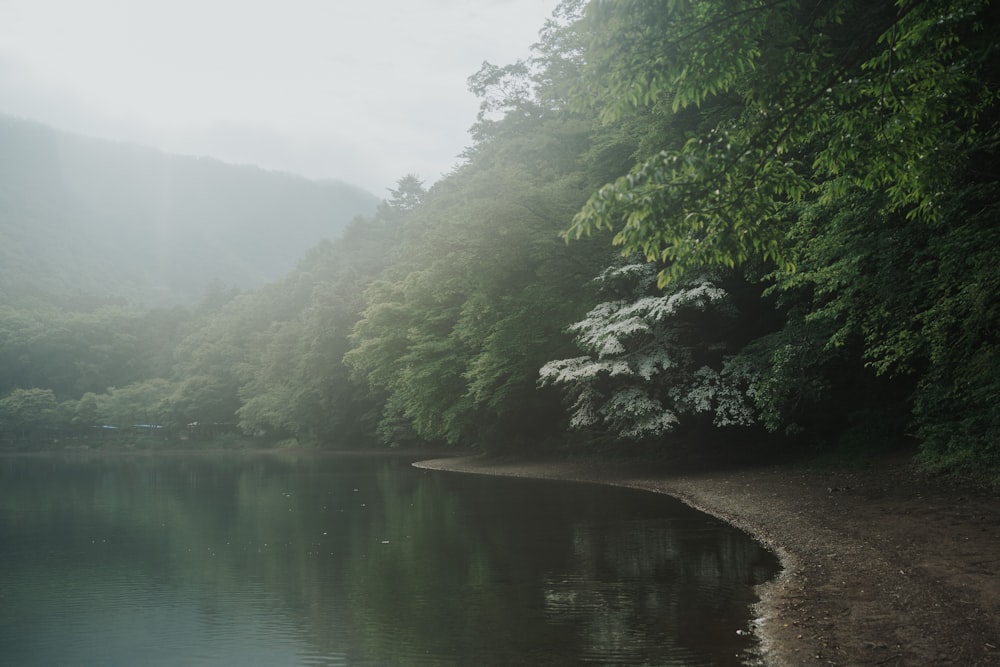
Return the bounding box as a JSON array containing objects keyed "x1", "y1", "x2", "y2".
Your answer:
[{"x1": 0, "y1": 453, "x2": 778, "y2": 665}]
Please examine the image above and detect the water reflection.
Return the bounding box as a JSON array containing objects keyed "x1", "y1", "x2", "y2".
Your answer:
[{"x1": 0, "y1": 454, "x2": 777, "y2": 665}]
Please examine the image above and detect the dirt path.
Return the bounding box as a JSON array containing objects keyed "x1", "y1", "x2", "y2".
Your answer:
[{"x1": 413, "y1": 456, "x2": 1000, "y2": 666}]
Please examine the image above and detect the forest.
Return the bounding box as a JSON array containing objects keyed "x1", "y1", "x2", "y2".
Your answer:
[{"x1": 1, "y1": 0, "x2": 998, "y2": 480}]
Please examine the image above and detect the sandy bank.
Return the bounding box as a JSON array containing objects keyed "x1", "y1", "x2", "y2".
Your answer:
[{"x1": 414, "y1": 456, "x2": 1000, "y2": 666}]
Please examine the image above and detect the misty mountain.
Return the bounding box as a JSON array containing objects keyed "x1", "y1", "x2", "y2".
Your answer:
[{"x1": 0, "y1": 114, "x2": 380, "y2": 306}]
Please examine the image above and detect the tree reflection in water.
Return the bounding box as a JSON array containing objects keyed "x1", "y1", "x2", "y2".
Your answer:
[{"x1": 0, "y1": 454, "x2": 777, "y2": 666}]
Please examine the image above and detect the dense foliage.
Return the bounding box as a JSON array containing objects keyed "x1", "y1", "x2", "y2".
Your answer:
[
  {"x1": 562, "y1": 0, "x2": 1000, "y2": 474},
  {"x1": 2, "y1": 0, "x2": 998, "y2": 479}
]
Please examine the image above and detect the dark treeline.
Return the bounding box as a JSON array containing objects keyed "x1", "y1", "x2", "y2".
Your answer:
[{"x1": 2, "y1": 0, "x2": 998, "y2": 479}]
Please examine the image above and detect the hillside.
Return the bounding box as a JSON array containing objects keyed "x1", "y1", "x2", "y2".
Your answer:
[{"x1": 0, "y1": 115, "x2": 379, "y2": 306}]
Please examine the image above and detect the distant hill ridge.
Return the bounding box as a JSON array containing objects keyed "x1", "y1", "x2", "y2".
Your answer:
[{"x1": 0, "y1": 114, "x2": 380, "y2": 306}]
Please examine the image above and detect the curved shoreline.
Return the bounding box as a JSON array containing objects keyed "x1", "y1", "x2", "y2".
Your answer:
[{"x1": 414, "y1": 455, "x2": 1000, "y2": 666}]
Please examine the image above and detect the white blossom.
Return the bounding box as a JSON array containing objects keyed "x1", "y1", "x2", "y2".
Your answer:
[
  {"x1": 635, "y1": 348, "x2": 673, "y2": 380},
  {"x1": 539, "y1": 261, "x2": 760, "y2": 440}
]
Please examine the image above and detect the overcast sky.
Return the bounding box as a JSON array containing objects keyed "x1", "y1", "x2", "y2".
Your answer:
[{"x1": 0, "y1": 0, "x2": 562, "y2": 194}]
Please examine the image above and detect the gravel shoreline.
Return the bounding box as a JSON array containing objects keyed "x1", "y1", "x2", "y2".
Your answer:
[{"x1": 413, "y1": 455, "x2": 1000, "y2": 666}]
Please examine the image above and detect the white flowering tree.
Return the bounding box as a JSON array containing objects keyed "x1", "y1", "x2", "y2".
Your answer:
[{"x1": 539, "y1": 262, "x2": 757, "y2": 440}]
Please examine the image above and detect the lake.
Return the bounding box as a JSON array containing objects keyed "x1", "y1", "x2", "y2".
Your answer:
[{"x1": 0, "y1": 453, "x2": 778, "y2": 665}]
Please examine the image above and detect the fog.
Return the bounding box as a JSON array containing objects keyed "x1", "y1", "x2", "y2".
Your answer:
[{"x1": 0, "y1": 0, "x2": 561, "y2": 192}]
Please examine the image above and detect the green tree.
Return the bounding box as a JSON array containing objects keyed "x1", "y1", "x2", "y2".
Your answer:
[
  {"x1": 346, "y1": 3, "x2": 634, "y2": 452},
  {"x1": 0, "y1": 388, "x2": 59, "y2": 439},
  {"x1": 380, "y1": 174, "x2": 426, "y2": 216},
  {"x1": 234, "y1": 210, "x2": 403, "y2": 447},
  {"x1": 73, "y1": 391, "x2": 101, "y2": 426},
  {"x1": 567, "y1": 0, "x2": 997, "y2": 284},
  {"x1": 555, "y1": 0, "x2": 1000, "y2": 473},
  {"x1": 167, "y1": 292, "x2": 272, "y2": 428},
  {"x1": 97, "y1": 379, "x2": 175, "y2": 428}
]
